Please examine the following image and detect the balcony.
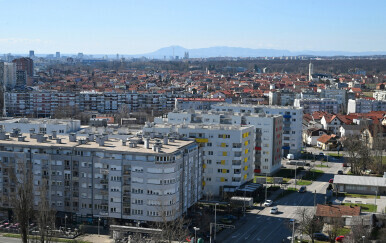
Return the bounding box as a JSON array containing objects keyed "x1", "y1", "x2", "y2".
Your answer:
[
  {"x1": 100, "y1": 179, "x2": 109, "y2": 184},
  {"x1": 100, "y1": 169, "x2": 109, "y2": 175}
]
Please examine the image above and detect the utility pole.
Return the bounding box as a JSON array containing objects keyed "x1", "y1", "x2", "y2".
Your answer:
[
  {"x1": 375, "y1": 190, "x2": 378, "y2": 213},
  {"x1": 243, "y1": 190, "x2": 246, "y2": 217},
  {"x1": 214, "y1": 203, "x2": 218, "y2": 242},
  {"x1": 291, "y1": 219, "x2": 295, "y2": 243},
  {"x1": 294, "y1": 163, "x2": 297, "y2": 190},
  {"x1": 314, "y1": 190, "x2": 316, "y2": 207},
  {"x1": 265, "y1": 173, "x2": 268, "y2": 202}
]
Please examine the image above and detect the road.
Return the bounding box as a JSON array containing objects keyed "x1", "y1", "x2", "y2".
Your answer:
[
  {"x1": 217, "y1": 158, "x2": 344, "y2": 243},
  {"x1": 0, "y1": 236, "x2": 23, "y2": 243}
]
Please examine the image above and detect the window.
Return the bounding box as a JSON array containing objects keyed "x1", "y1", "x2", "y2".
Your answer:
[
  {"x1": 208, "y1": 151, "x2": 213, "y2": 155},
  {"x1": 207, "y1": 143, "x2": 212, "y2": 147}
]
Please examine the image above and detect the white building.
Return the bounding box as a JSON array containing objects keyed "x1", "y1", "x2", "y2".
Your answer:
[
  {"x1": 142, "y1": 123, "x2": 255, "y2": 197},
  {"x1": 347, "y1": 99, "x2": 386, "y2": 114},
  {"x1": 319, "y1": 88, "x2": 347, "y2": 112},
  {"x1": 155, "y1": 110, "x2": 282, "y2": 175},
  {"x1": 373, "y1": 91, "x2": 386, "y2": 101},
  {"x1": 0, "y1": 130, "x2": 200, "y2": 223},
  {"x1": 0, "y1": 118, "x2": 81, "y2": 134},
  {"x1": 211, "y1": 103, "x2": 303, "y2": 157},
  {"x1": 0, "y1": 62, "x2": 16, "y2": 90},
  {"x1": 294, "y1": 98, "x2": 339, "y2": 114}
]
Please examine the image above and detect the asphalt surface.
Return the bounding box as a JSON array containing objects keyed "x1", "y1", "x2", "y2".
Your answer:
[{"x1": 217, "y1": 159, "x2": 345, "y2": 243}]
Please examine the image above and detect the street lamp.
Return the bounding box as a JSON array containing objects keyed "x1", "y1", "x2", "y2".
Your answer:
[
  {"x1": 193, "y1": 227, "x2": 200, "y2": 243},
  {"x1": 64, "y1": 215, "x2": 68, "y2": 231},
  {"x1": 291, "y1": 219, "x2": 295, "y2": 243},
  {"x1": 362, "y1": 235, "x2": 365, "y2": 243},
  {"x1": 214, "y1": 203, "x2": 219, "y2": 242},
  {"x1": 98, "y1": 217, "x2": 101, "y2": 236}
]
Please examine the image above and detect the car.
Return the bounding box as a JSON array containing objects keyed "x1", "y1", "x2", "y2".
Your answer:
[
  {"x1": 298, "y1": 186, "x2": 307, "y2": 193},
  {"x1": 313, "y1": 233, "x2": 330, "y2": 241},
  {"x1": 329, "y1": 179, "x2": 334, "y2": 183},
  {"x1": 319, "y1": 152, "x2": 325, "y2": 157},
  {"x1": 335, "y1": 235, "x2": 345, "y2": 242},
  {"x1": 264, "y1": 200, "x2": 273, "y2": 207},
  {"x1": 270, "y1": 206, "x2": 278, "y2": 214},
  {"x1": 338, "y1": 170, "x2": 344, "y2": 175}
]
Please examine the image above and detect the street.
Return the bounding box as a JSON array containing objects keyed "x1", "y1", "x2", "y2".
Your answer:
[{"x1": 217, "y1": 158, "x2": 344, "y2": 243}]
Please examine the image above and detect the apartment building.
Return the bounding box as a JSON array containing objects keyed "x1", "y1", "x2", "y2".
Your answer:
[
  {"x1": 142, "y1": 123, "x2": 255, "y2": 197},
  {"x1": 269, "y1": 90, "x2": 295, "y2": 106},
  {"x1": 154, "y1": 110, "x2": 282, "y2": 175},
  {"x1": 319, "y1": 88, "x2": 348, "y2": 112},
  {"x1": 211, "y1": 103, "x2": 303, "y2": 157},
  {"x1": 0, "y1": 130, "x2": 200, "y2": 223},
  {"x1": 373, "y1": 90, "x2": 386, "y2": 101},
  {"x1": 347, "y1": 99, "x2": 386, "y2": 114},
  {"x1": 294, "y1": 98, "x2": 339, "y2": 114},
  {"x1": 0, "y1": 118, "x2": 80, "y2": 134},
  {"x1": 174, "y1": 98, "x2": 231, "y2": 110},
  {"x1": 4, "y1": 91, "x2": 195, "y2": 117}
]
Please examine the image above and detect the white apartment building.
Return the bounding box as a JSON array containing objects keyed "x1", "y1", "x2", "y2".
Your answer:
[
  {"x1": 0, "y1": 118, "x2": 81, "y2": 134},
  {"x1": 347, "y1": 99, "x2": 386, "y2": 114},
  {"x1": 154, "y1": 110, "x2": 282, "y2": 175},
  {"x1": 142, "y1": 123, "x2": 255, "y2": 197},
  {"x1": 373, "y1": 90, "x2": 386, "y2": 101},
  {"x1": 211, "y1": 103, "x2": 303, "y2": 157},
  {"x1": 0, "y1": 130, "x2": 200, "y2": 223},
  {"x1": 294, "y1": 98, "x2": 339, "y2": 114},
  {"x1": 0, "y1": 62, "x2": 16, "y2": 90}
]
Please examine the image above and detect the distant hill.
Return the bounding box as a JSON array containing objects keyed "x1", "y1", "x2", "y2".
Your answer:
[{"x1": 127, "y1": 45, "x2": 386, "y2": 58}]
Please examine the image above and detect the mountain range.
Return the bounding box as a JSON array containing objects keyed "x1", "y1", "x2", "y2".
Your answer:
[{"x1": 126, "y1": 46, "x2": 386, "y2": 58}]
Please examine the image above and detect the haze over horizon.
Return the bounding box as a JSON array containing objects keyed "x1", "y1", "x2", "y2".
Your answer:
[{"x1": 1, "y1": 0, "x2": 385, "y2": 54}]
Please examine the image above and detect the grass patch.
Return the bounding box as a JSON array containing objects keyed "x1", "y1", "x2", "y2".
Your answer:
[
  {"x1": 345, "y1": 193, "x2": 380, "y2": 199},
  {"x1": 336, "y1": 227, "x2": 351, "y2": 236},
  {"x1": 254, "y1": 176, "x2": 290, "y2": 184},
  {"x1": 2, "y1": 233, "x2": 90, "y2": 243},
  {"x1": 296, "y1": 180, "x2": 312, "y2": 186},
  {"x1": 315, "y1": 164, "x2": 328, "y2": 168},
  {"x1": 363, "y1": 92, "x2": 374, "y2": 98},
  {"x1": 342, "y1": 203, "x2": 377, "y2": 212}
]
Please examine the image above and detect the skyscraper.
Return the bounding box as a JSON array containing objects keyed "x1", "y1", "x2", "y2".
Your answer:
[
  {"x1": 29, "y1": 50, "x2": 35, "y2": 58},
  {"x1": 308, "y1": 62, "x2": 313, "y2": 81}
]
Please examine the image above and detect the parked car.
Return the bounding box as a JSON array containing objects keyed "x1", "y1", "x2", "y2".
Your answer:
[
  {"x1": 338, "y1": 170, "x2": 344, "y2": 175},
  {"x1": 319, "y1": 152, "x2": 325, "y2": 156},
  {"x1": 336, "y1": 235, "x2": 345, "y2": 242},
  {"x1": 298, "y1": 186, "x2": 307, "y2": 193},
  {"x1": 264, "y1": 200, "x2": 273, "y2": 207},
  {"x1": 313, "y1": 233, "x2": 330, "y2": 241},
  {"x1": 329, "y1": 179, "x2": 334, "y2": 183},
  {"x1": 270, "y1": 206, "x2": 278, "y2": 214}
]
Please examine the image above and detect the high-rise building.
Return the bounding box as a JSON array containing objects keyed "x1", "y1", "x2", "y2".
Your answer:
[
  {"x1": 0, "y1": 62, "x2": 5, "y2": 116},
  {"x1": 2, "y1": 62, "x2": 16, "y2": 90},
  {"x1": 309, "y1": 62, "x2": 314, "y2": 81},
  {"x1": 29, "y1": 50, "x2": 35, "y2": 58},
  {"x1": 56, "y1": 52, "x2": 61, "y2": 59},
  {"x1": 12, "y1": 57, "x2": 34, "y2": 77}
]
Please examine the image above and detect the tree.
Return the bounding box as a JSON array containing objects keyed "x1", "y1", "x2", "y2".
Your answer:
[
  {"x1": 296, "y1": 208, "x2": 323, "y2": 243},
  {"x1": 342, "y1": 135, "x2": 371, "y2": 175},
  {"x1": 324, "y1": 217, "x2": 344, "y2": 243},
  {"x1": 7, "y1": 160, "x2": 34, "y2": 243}
]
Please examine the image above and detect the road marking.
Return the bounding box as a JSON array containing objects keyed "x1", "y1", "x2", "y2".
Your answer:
[{"x1": 232, "y1": 233, "x2": 240, "y2": 238}]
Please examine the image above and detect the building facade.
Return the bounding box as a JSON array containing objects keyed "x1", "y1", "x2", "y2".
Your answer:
[
  {"x1": 211, "y1": 103, "x2": 303, "y2": 157},
  {"x1": 347, "y1": 99, "x2": 386, "y2": 114},
  {"x1": 294, "y1": 98, "x2": 339, "y2": 114},
  {"x1": 0, "y1": 131, "x2": 201, "y2": 223},
  {"x1": 142, "y1": 123, "x2": 255, "y2": 197}
]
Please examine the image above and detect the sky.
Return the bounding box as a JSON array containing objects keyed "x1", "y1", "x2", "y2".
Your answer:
[{"x1": 0, "y1": 0, "x2": 385, "y2": 55}]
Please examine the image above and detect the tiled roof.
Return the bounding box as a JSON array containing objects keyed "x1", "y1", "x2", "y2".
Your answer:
[{"x1": 316, "y1": 204, "x2": 361, "y2": 218}]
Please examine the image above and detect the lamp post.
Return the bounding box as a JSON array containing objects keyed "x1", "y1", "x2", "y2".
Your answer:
[
  {"x1": 193, "y1": 227, "x2": 200, "y2": 243},
  {"x1": 214, "y1": 203, "x2": 218, "y2": 242},
  {"x1": 291, "y1": 219, "x2": 295, "y2": 243},
  {"x1": 362, "y1": 235, "x2": 365, "y2": 243},
  {"x1": 64, "y1": 215, "x2": 68, "y2": 231},
  {"x1": 265, "y1": 173, "x2": 268, "y2": 202},
  {"x1": 314, "y1": 190, "x2": 316, "y2": 207},
  {"x1": 98, "y1": 217, "x2": 101, "y2": 236}
]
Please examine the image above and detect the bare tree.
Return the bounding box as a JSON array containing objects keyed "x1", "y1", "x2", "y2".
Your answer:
[
  {"x1": 296, "y1": 207, "x2": 323, "y2": 243},
  {"x1": 324, "y1": 217, "x2": 344, "y2": 243},
  {"x1": 342, "y1": 135, "x2": 371, "y2": 175},
  {"x1": 7, "y1": 160, "x2": 34, "y2": 243}
]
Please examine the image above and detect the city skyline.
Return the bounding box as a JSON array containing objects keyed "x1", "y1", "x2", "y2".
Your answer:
[{"x1": 0, "y1": 0, "x2": 385, "y2": 54}]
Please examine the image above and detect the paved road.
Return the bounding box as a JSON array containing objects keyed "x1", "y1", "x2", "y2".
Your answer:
[
  {"x1": 0, "y1": 236, "x2": 23, "y2": 243},
  {"x1": 217, "y1": 157, "x2": 344, "y2": 243}
]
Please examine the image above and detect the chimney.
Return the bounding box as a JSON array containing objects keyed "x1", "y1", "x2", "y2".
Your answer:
[
  {"x1": 163, "y1": 136, "x2": 168, "y2": 145},
  {"x1": 52, "y1": 130, "x2": 57, "y2": 139},
  {"x1": 98, "y1": 138, "x2": 105, "y2": 146},
  {"x1": 144, "y1": 137, "x2": 150, "y2": 149},
  {"x1": 56, "y1": 138, "x2": 62, "y2": 144},
  {"x1": 36, "y1": 133, "x2": 47, "y2": 143},
  {"x1": 122, "y1": 139, "x2": 127, "y2": 146},
  {"x1": 18, "y1": 136, "x2": 26, "y2": 142},
  {"x1": 88, "y1": 133, "x2": 95, "y2": 141},
  {"x1": 48, "y1": 135, "x2": 53, "y2": 140},
  {"x1": 69, "y1": 133, "x2": 77, "y2": 142},
  {"x1": 0, "y1": 131, "x2": 7, "y2": 140},
  {"x1": 29, "y1": 128, "x2": 36, "y2": 139}
]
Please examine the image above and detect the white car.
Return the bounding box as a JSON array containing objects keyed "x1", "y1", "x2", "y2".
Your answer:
[
  {"x1": 270, "y1": 206, "x2": 278, "y2": 214},
  {"x1": 264, "y1": 200, "x2": 273, "y2": 207}
]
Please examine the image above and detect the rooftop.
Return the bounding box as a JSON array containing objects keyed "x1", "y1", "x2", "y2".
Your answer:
[
  {"x1": 0, "y1": 118, "x2": 80, "y2": 125},
  {"x1": 0, "y1": 133, "x2": 194, "y2": 154},
  {"x1": 333, "y1": 175, "x2": 386, "y2": 187},
  {"x1": 145, "y1": 123, "x2": 253, "y2": 131},
  {"x1": 316, "y1": 204, "x2": 361, "y2": 218},
  {"x1": 213, "y1": 102, "x2": 303, "y2": 110}
]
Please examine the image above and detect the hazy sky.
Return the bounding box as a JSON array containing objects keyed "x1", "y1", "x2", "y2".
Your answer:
[{"x1": 1, "y1": 0, "x2": 385, "y2": 54}]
